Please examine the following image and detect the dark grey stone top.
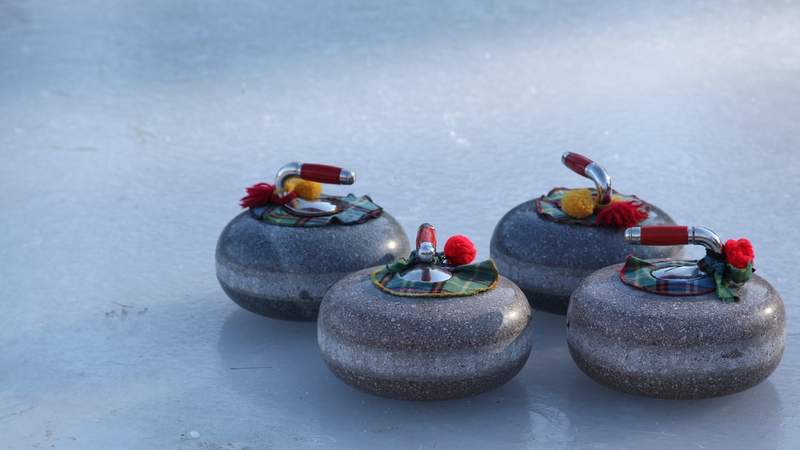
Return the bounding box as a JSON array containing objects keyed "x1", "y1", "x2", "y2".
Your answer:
[
  {"x1": 568, "y1": 264, "x2": 785, "y2": 346},
  {"x1": 491, "y1": 199, "x2": 681, "y2": 269},
  {"x1": 319, "y1": 268, "x2": 531, "y2": 352},
  {"x1": 216, "y1": 210, "x2": 409, "y2": 274}
]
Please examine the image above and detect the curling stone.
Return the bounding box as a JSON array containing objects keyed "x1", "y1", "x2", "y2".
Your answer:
[
  {"x1": 491, "y1": 152, "x2": 681, "y2": 314},
  {"x1": 318, "y1": 224, "x2": 533, "y2": 400},
  {"x1": 216, "y1": 162, "x2": 410, "y2": 321},
  {"x1": 567, "y1": 225, "x2": 785, "y2": 399}
]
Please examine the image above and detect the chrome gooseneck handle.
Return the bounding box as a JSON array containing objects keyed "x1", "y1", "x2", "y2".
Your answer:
[
  {"x1": 398, "y1": 223, "x2": 452, "y2": 283},
  {"x1": 272, "y1": 162, "x2": 357, "y2": 217},
  {"x1": 274, "y1": 162, "x2": 356, "y2": 194},
  {"x1": 561, "y1": 152, "x2": 613, "y2": 205},
  {"x1": 624, "y1": 226, "x2": 723, "y2": 254}
]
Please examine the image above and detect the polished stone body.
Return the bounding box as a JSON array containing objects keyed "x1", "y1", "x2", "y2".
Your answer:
[
  {"x1": 491, "y1": 200, "x2": 681, "y2": 314},
  {"x1": 216, "y1": 210, "x2": 410, "y2": 321},
  {"x1": 567, "y1": 264, "x2": 785, "y2": 399},
  {"x1": 318, "y1": 268, "x2": 533, "y2": 400}
]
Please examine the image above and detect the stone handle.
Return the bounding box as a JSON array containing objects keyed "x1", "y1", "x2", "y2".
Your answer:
[
  {"x1": 626, "y1": 226, "x2": 723, "y2": 253},
  {"x1": 632, "y1": 226, "x2": 689, "y2": 245},
  {"x1": 561, "y1": 152, "x2": 593, "y2": 175},
  {"x1": 300, "y1": 163, "x2": 355, "y2": 185},
  {"x1": 275, "y1": 162, "x2": 356, "y2": 193},
  {"x1": 415, "y1": 223, "x2": 437, "y2": 251},
  {"x1": 561, "y1": 152, "x2": 613, "y2": 205}
]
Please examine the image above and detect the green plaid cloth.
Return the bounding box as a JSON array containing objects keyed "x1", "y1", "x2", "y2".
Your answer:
[
  {"x1": 620, "y1": 253, "x2": 753, "y2": 302},
  {"x1": 697, "y1": 252, "x2": 754, "y2": 303},
  {"x1": 535, "y1": 187, "x2": 650, "y2": 226},
  {"x1": 371, "y1": 257, "x2": 499, "y2": 298},
  {"x1": 250, "y1": 194, "x2": 382, "y2": 227}
]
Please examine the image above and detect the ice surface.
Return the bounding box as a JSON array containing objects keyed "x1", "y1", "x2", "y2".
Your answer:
[{"x1": 1, "y1": 0, "x2": 799, "y2": 448}]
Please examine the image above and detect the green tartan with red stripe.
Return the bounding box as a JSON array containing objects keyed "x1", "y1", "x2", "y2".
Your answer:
[
  {"x1": 620, "y1": 253, "x2": 753, "y2": 302},
  {"x1": 619, "y1": 256, "x2": 716, "y2": 296},
  {"x1": 250, "y1": 194, "x2": 382, "y2": 227},
  {"x1": 536, "y1": 187, "x2": 650, "y2": 226},
  {"x1": 371, "y1": 259, "x2": 499, "y2": 297}
]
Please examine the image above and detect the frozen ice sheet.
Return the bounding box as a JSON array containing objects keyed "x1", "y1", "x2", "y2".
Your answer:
[{"x1": 1, "y1": 0, "x2": 799, "y2": 448}]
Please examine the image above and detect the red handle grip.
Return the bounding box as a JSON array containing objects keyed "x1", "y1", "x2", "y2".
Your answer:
[
  {"x1": 562, "y1": 152, "x2": 594, "y2": 176},
  {"x1": 300, "y1": 163, "x2": 344, "y2": 184},
  {"x1": 640, "y1": 226, "x2": 689, "y2": 245},
  {"x1": 416, "y1": 223, "x2": 437, "y2": 250}
]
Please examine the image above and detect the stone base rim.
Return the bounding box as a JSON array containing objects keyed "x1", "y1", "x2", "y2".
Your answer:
[
  {"x1": 321, "y1": 350, "x2": 531, "y2": 401},
  {"x1": 568, "y1": 342, "x2": 784, "y2": 400}
]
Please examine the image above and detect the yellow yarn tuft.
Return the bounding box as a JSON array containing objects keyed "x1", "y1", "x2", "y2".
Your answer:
[
  {"x1": 283, "y1": 177, "x2": 301, "y2": 192},
  {"x1": 561, "y1": 188, "x2": 596, "y2": 219},
  {"x1": 286, "y1": 178, "x2": 323, "y2": 200}
]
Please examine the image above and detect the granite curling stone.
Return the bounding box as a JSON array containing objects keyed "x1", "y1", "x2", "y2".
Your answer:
[
  {"x1": 318, "y1": 223, "x2": 533, "y2": 400},
  {"x1": 216, "y1": 162, "x2": 410, "y2": 321},
  {"x1": 491, "y1": 152, "x2": 681, "y2": 314},
  {"x1": 567, "y1": 225, "x2": 785, "y2": 399}
]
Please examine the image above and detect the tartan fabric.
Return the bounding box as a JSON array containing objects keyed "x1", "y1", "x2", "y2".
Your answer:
[
  {"x1": 619, "y1": 253, "x2": 753, "y2": 302},
  {"x1": 698, "y1": 253, "x2": 754, "y2": 303},
  {"x1": 250, "y1": 194, "x2": 382, "y2": 227},
  {"x1": 535, "y1": 187, "x2": 650, "y2": 226},
  {"x1": 619, "y1": 256, "x2": 716, "y2": 296},
  {"x1": 371, "y1": 259, "x2": 499, "y2": 298}
]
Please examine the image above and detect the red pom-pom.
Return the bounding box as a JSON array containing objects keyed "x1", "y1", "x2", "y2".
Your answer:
[
  {"x1": 444, "y1": 235, "x2": 477, "y2": 266},
  {"x1": 240, "y1": 183, "x2": 275, "y2": 208},
  {"x1": 724, "y1": 238, "x2": 754, "y2": 269},
  {"x1": 595, "y1": 201, "x2": 648, "y2": 228}
]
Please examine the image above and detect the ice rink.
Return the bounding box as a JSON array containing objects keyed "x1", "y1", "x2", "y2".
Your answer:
[{"x1": 1, "y1": 1, "x2": 799, "y2": 448}]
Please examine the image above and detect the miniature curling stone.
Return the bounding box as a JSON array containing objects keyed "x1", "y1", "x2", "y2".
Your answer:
[
  {"x1": 318, "y1": 224, "x2": 533, "y2": 400},
  {"x1": 491, "y1": 152, "x2": 681, "y2": 314},
  {"x1": 216, "y1": 162, "x2": 410, "y2": 321},
  {"x1": 567, "y1": 225, "x2": 785, "y2": 399}
]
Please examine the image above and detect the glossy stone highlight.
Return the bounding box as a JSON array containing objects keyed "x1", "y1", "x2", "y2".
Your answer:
[
  {"x1": 567, "y1": 264, "x2": 785, "y2": 399},
  {"x1": 216, "y1": 211, "x2": 410, "y2": 321},
  {"x1": 318, "y1": 268, "x2": 533, "y2": 400},
  {"x1": 491, "y1": 200, "x2": 681, "y2": 314}
]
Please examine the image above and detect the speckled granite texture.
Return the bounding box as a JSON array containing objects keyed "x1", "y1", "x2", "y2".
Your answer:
[
  {"x1": 567, "y1": 264, "x2": 785, "y2": 399},
  {"x1": 491, "y1": 200, "x2": 681, "y2": 314},
  {"x1": 216, "y1": 210, "x2": 410, "y2": 321},
  {"x1": 318, "y1": 268, "x2": 533, "y2": 400}
]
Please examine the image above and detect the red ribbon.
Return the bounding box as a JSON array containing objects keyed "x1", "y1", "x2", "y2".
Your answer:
[
  {"x1": 240, "y1": 183, "x2": 298, "y2": 208},
  {"x1": 595, "y1": 200, "x2": 648, "y2": 228}
]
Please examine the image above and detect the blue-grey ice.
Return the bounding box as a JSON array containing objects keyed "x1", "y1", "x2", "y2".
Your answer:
[{"x1": 1, "y1": 1, "x2": 799, "y2": 448}]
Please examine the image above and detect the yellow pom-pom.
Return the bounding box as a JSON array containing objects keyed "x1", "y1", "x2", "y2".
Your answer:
[
  {"x1": 283, "y1": 177, "x2": 301, "y2": 192},
  {"x1": 287, "y1": 179, "x2": 323, "y2": 200},
  {"x1": 561, "y1": 188, "x2": 596, "y2": 219}
]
